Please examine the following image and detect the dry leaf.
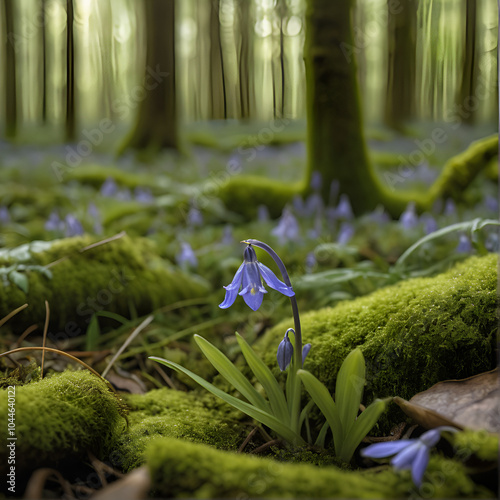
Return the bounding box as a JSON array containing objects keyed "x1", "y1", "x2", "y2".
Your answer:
[{"x1": 393, "y1": 369, "x2": 499, "y2": 433}]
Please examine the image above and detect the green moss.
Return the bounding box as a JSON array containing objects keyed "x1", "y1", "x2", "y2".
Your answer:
[
  {"x1": 114, "y1": 388, "x2": 245, "y2": 471},
  {"x1": 254, "y1": 254, "x2": 497, "y2": 430},
  {"x1": 0, "y1": 234, "x2": 210, "y2": 332},
  {"x1": 452, "y1": 430, "x2": 499, "y2": 463},
  {"x1": 218, "y1": 176, "x2": 303, "y2": 218},
  {"x1": 430, "y1": 135, "x2": 498, "y2": 203},
  {"x1": 0, "y1": 370, "x2": 127, "y2": 471},
  {"x1": 145, "y1": 437, "x2": 494, "y2": 498}
]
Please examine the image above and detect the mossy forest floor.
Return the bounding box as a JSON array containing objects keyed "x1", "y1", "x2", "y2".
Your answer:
[{"x1": 0, "y1": 123, "x2": 498, "y2": 498}]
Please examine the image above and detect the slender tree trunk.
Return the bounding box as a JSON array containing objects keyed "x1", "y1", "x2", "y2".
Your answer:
[
  {"x1": 41, "y1": 0, "x2": 47, "y2": 123},
  {"x1": 4, "y1": 0, "x2": 17, "y2": 138},
  {"x1": 209, "y1": 0, "x2": 226, "y2": 119},
  {"x1": 238, "y1": 0, "x2": 251, "y2": 119},
  {"x1": 119, "y1": 0, "x2": 177, "y2": 154},
  {"x1": 458, "y1": 0, "x2": 477, "y2": 124},
  {"x1": 305, "y1": 0, "x2": 404, "y2": 214},
  {"x1": 385, "y1": 0, "x2": 417, "y2": 129},
  {"x1": 65, "y1": 0, "x2": 75, "y2": 141}
]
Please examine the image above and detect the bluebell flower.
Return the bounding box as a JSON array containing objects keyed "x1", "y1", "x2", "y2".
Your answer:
[
  {"x1": 335, "y1": 194, "x2": 354, "y2": 220},
  {"x1": 100, "y1": 177, "x2": 118, "y2": 197},
  {"x1": 310, "y1": 171, "x2": 322, "y2": 192},
  {"x1": 302, "y1": 343, "x2": 311, "y2": 364},
  {"x1": 304, "y1": 193, "x2": 324, "y2": 218},
  {"x1": 45, "y1": 211, "x2": 64, "y2": 232},
  {"x1": 220, "y1": 245, "x2": 294, "y2": 311},
  {"x1": 444, "y1": 198, "x2": 456, "y2": 217},
  {"x1": 292, "y1": 195, "x2": 305, "y2": 216},
  {"x1": 420, "y1": 213, "x2": 438, "y2": 235},
  {"x1": 64, "y1": 214, "x2": 84, "y2": 237},
  {"x1": 135, "y1": 187, "x2": 154, "y2": 204},
  {"x1": 272, "y1": 208, "x2": 300, "y2": 245},
  {"x1": 0, "y1": 206, "x2": 11, "y2": 225},
  {"x1": 368, "y1": 205, "x2": 390, "y2": 225},
  {"x1": 483, "y1": 195, "x2": 499, "y2": 214},
  {"x1": 456, "y1": 234, "x2": 472, "y2": 253},
  {"x1": 176, "y1": 242, "x2": 198, "y2": 269},
  {"x1": 337, "y1": 222, "x2": 355, "y2": 245},
  {"x1": 221, "y1": 225, "x2": 233, "y2": 245},
  {"x1": 277, "y1": 329, "x2": 294, "y2": 371},
  {"x1": 87, "y1": 203, "x2": 103, "y2": 235},
  {"x1": 116, "y1": 188, "x2": 132, "y2": 201},
  {"x1": 187, "y1": 206, "x2": 203, "y2": 227},
  {"x1": 361, "y1": 426, "x2": 458, "y2": 487},
  {"x1": 305, "y1": 252, "x2": 317, "y2": 274},
  {"x1": 399, "y1": 201, "x2": 418, "y2": 230}
]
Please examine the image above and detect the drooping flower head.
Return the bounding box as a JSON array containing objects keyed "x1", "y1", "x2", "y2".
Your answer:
[
  {"x1": 277, "y1": 329, "x2": 294, "y2": 371},
  {"x1": 361, "y1": 426, "x2": 458, "y2": 487},
  {"x1": 219, "y1": 245, "x2": 294, "y2": 311}
]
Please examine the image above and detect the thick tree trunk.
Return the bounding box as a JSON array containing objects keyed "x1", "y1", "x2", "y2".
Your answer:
[
  {"x1": 385, "y1": 0, "x2": 417, "y2": 129},
  {"x1": 304, "y1": 0, "x2": 400, "y2": 214},
  {"x1": 65, "y1": 0, "x2": 75, "y2": 141},
  {"x1": 4, "y1": 0, "x2": 17, "y2": 138},
  {"x1": 119, "y1": 0, "x2": 178, "y2": 153}
]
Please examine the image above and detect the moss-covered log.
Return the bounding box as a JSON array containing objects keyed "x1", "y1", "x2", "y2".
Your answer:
[
  {"x1": 0, "y1": 370, "x2": 127, "y2": 474},
  {"x1": 253, "y1": 254, "x2": 498, "y2": 428},
  {"x1": 145, "y1": 437, "x2": 493, "y2": 498},
  {"x1": 0, "y1": 235, "x2": 209, "y2": 334},
  {"x1": 429, "y1": 134, "x2": 498, "y2": 203}
]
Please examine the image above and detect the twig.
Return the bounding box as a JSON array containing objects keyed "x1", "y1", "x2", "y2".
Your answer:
[
  {"x1": 46, "y1": 231, "x2": 126, "y2": 269},
  {"x1": 0, "y1": 303, "x2": 28, "y2": 329},
  {"x1": 250, "y1": 439, "x2": 282, "y2": 454},
  {"x1": 24, "y1": 468, "x2": 75, "y2": 500},
  {"x1": 0, "y1": 347, "x2": 116, "y2": 392},
  {"x1": 238, "y1": 427, "x2": 258, "y2": 453},
  {"x1": 101, "y1": 315, "x2": 154, "y2": 379},
  {"x1": 41, "y1": 301, "x2": 49, "y2": 379},
  {"x1": 153, "y1": 364, "x2": 178, "y2": 390},
  {"x1": 14, "y1": 324, "x2": 38, "y2": 348}
]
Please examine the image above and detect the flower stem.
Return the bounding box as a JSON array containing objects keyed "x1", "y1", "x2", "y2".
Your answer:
[{"x1": 243, "y1": 239, "x2": 303, "y2": 442}]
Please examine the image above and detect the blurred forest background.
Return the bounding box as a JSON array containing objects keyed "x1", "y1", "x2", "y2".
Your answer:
[{"x1": 0, "y1": 0, "x2": 498, "y2": 146}]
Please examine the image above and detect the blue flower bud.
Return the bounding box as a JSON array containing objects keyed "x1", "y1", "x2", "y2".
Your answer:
[
  {"x1": 277, "y1": 330, "x2": 294, "y2": 371},
  {"x1": 302, "y1": 343, "x2": 311, "y2": 365}
]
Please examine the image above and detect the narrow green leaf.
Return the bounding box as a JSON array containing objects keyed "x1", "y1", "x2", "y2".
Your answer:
[
  {"x1": 150, "y1": 356, "x2": 304, "y2": 444},
  {"x1": 314, "y1": 420, "x2": 330, "y2": 448},
  {"x1": 336, "y1": 348, "x2": 365, "y2": 436},
  {"x1": 338, "y1": 398, "x2": 389, "y2": 462},
  {"x1": 194, "y1": 335, "x2": 270, "y2": 413},
  {"x1": 235, "y1": 333, "x2": 289, "y2": 424},
  {"x1": 85, "y1": 314, "x2": 100, "y2": 351},
  {"x1": 95, "y1": 310, "x2": 130, "y2": 325},
  {"x1": 298, "y1": 398, "x2": 315, "y2": 429},
  {"x1": 298, "y1": 369, "x2": 343, "y2": 455}
]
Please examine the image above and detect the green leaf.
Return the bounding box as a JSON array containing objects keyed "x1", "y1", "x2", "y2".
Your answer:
[
  {"x1": 8, "y1": 270, "x2": 29, "y2": 293},
  {"x1": 85, "y1": 314, "x2": 100, "y2": 351},
  {"x1": 150, "y1": 356, "x2": 304, "y2": 444},
  {"x1": 194, "y1": 335, "x2": 270, "y2": 413},
  {"x1": 95, "y1": 310, "x2": 130, "y2": 325},
  {"x1": 338, "y1": 398, "x2": 389, "y2": 462},
  {"x1": 235, "y1": 333, "x2": 289, "y2": 424},
  {"x1": 314, "y1": 420, "x2": 330, "y2": 448},
  {"x1": 298, "y1": 369, "x2": 343, "y2": 455},
  {"x1": 336, "y1": 348, "x2": 365, "y2": 436}
]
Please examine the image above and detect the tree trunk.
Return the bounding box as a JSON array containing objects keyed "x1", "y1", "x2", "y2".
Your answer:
[
  {"x1": 209, "y1": 0, "x2": 226, "y2": 119},
  {"x1": 458, "y1": 0, "x2": 477, "y2": 124},
  {"x1": 385, "y1": 0, "x2": 417, "y2": 129},
  {"x1": 304, "y1": 0, "x2": 405, "y2": 215},
  {"x1": 65, "y1": 0, "x2": 75, "y2": 141},
  {"x1": 41, "y1": 0, "x2": 47, "y2": 123},
  {"x1": 119, "y1": 0, "x2": 178, "y2": 154},
  {"x1": 238, "y1": 0, "x2": 251, "y2": 120},
  {"x1": 4, "y1": 0, "x2": 17, "y2": 138}
]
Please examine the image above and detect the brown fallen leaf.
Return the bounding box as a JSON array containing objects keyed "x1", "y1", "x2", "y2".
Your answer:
[{"x1": 393, "y1": 368, "x2": 499, "y2": 433}]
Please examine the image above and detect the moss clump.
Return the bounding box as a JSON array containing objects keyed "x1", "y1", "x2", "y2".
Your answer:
[
  {"x1": 145, "y1": 437, "x2": 494, "y2": 498},
  {"x1": 0, "y1": 234, "x2": 210, "y2": 332},
  {"x1": 0, "y1": 370, "x2": 127, "y2": 472},
  {"x1": 219, "y1": 176, "x2": 303, "y2": 219},
  {"x1": 254, "y1": 254, "x2": 497, "y2": 429},
  {"x1": 452, "y1": 430, "x2": 499, "y2": 463},
  {"x1": 113, "y1": 388, "x2": 245, "y2": 471},
  {"x1": 430, "y1": 135, "x2": 498, "y2": 203}
]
